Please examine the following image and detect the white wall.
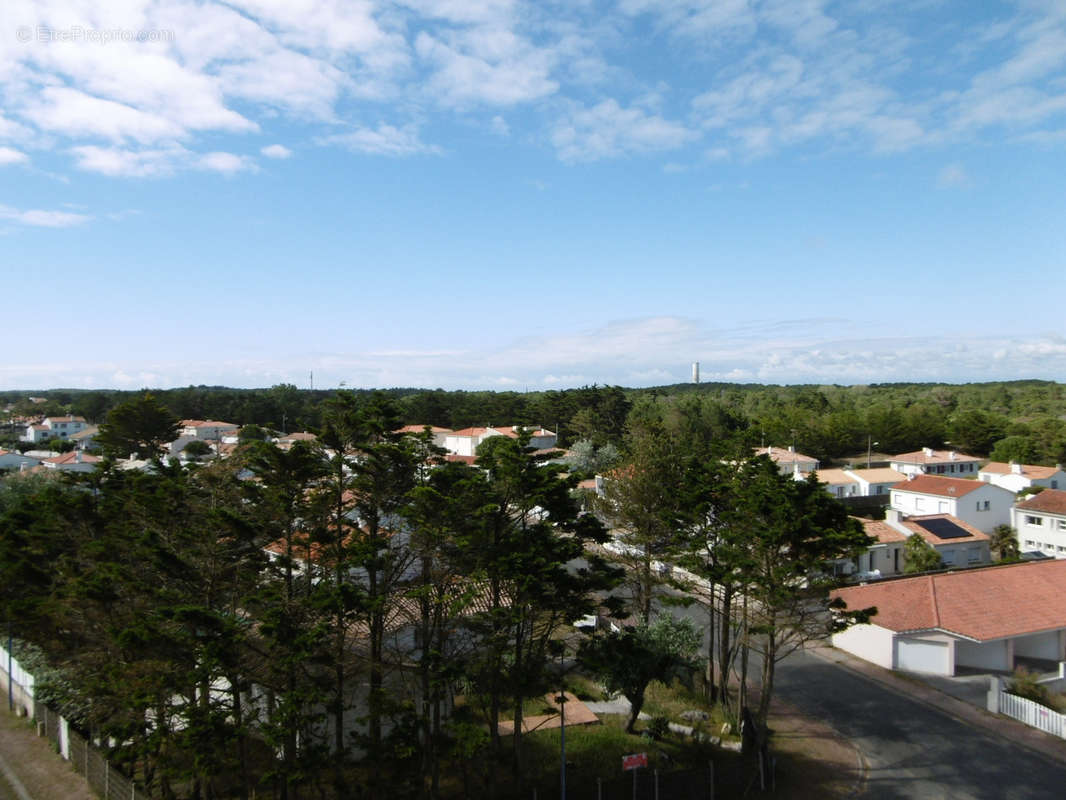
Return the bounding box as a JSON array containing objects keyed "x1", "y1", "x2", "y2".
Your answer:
[
  {"x1": 1014, "y1": 630, "x2": 1064, "y2": 661},
  {"x1": 895, "y1": 634, "x2": 954, "y2": 675},
  {"x1": 832, "y1": 623, "x2": 895, "y2": 669},
  {"x1": 956, "y1": 639, "x2": 1010, "y2": 672}
]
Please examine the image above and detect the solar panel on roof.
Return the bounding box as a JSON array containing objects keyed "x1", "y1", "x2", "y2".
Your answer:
[{"x1": 915, "y1": 518, "x2": 972, "y2": 540}]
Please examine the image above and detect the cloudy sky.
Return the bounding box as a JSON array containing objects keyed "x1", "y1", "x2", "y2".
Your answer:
[{"x1": 2, "y1": 0, "x2": 1065, "y2": 390}]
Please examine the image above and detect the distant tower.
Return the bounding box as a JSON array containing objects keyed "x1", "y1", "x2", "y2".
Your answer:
[{"x1": 692, "y1": 361, "x2": 700, "y2": 384}]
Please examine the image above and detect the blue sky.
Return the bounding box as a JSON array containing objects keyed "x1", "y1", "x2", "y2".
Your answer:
[{"x1": 2, "y1": 0, "x2": 1065, "y2": 390}]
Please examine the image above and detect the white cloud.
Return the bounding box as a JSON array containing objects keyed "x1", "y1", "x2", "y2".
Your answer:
[
  {"x1": 490, "y1": 115, "x2": 510, "y2": 136},
  {"x1": 69, "y1": 145, "x2": 186, "y2": 177},
  {"x1": 937, "y1": 162, "x2": 970, "y2": 188},
  {"x1": 260, "y1": 143, "x2": 293, "y2": 158},
  {"x1": 0, "y1": 147, "x2": 29, "y2": 165},
  {"x1": 552, "y1": 99, "x2": 695, "y2": 161},
  {"x1": 22, "y1": 87, "x2": 186, "y2": 144},
  {"x1": 198, "y1": 151, "x2": 258, "y2": 174},
  {"x1": 0, "y1": 204, "x2": 91, "y2": 227},
  {"x1": 320, "y1": 124, "x2": 440, "y2": 156},
  {"x1": 414, "y1": 28, "x2": 559, "y2": 107}
]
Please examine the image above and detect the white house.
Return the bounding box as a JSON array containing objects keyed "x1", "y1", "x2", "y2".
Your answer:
[
  {"x1": 809, "y1": 467, "x2": 906, "y2": 499},
  {"x1": 980, "y1": 462, "x2": 1066, "y2": 494},
  {"x1": 890, "y1": 474, "x2": 1013, "y2": 533},
  {"x1": 20, "y1": 415, "x2": 89, "y2": 443},
  {"x1": 831, "y1": 560, "x2": 1066, "y2": 676},
  {"x1": 839, "y1": 512, "x2": 990, "y2": 580},
  {"x1": 889, "y1": 447, "x2": 982, "y2": 478},
  {"x1": 180, "y1": 419, "x2": 239, "y2": 440},
  {"x1": 1012, "y1": 489, "x2": 1066, "y2": 559},
  {"x1": 754, "y1": 445, "x2": 818, "y2": 475},
  {"x1": 443, "y1": 426, "x2": 557, "y2": 458},
  {"x1": 395, "y1": 425, "x2": 452, "y2": 449},
  {"x1": 848, "y1": 467, "x2": 908, "y2": 497},
  {"x1": 810, "y1": 469, "x2": 862, "y2": 499}
]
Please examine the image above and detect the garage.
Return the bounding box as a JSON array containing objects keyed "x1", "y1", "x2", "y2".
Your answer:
[{"x1": 895, "y1": 638, "x2": 951, "y2": 674}]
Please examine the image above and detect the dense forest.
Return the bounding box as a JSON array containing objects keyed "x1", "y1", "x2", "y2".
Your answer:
[{"x1": 5, "y1": 380, "x2": 1066, "y2": 465}]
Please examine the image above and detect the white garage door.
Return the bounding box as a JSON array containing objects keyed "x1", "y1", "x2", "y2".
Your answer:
[{"x1": 896, "y1": 638, "x2": 950, "y2": 674}]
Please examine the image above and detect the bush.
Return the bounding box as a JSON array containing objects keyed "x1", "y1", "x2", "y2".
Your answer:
[
  {"x1": 1008, "y1": 668, "x2": 1054, "y2": 710},
  {"x1": 645, "y1": 715, "x2": 671, "y2": 740}
]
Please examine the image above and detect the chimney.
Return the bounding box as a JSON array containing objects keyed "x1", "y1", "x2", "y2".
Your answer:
[
  {"x1": 1011, "y1": 461, "x2": 1023, "y2": 475},
  {"x1": 885, "y1": 508, "x2": 901, "y2": 524},
  {"x1": 923, "y1": 447, "x2": 934, "y2": 457},
  {"x1": 949, "y1": 451, "x2": 957, "y2": 460},
  {"x1": 75, "y1": 450, "x2": 82, "y2": 463},
  {"x1": 788, "y1": 445, "x2": 795, "y2": 453}
]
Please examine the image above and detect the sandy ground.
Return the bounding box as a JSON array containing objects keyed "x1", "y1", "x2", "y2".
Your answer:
[{"x1": 0, "y1": 707, "x2": 94, "y2": 800}]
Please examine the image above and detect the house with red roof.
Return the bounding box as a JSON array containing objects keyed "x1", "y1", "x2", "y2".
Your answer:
[
  {"x1": 20, "y1": 415, "x2": 89, "y2": 444},
  {"x1": 42, "y1": 450, "x2": 101, "y2": 473},
  {"x1": 889, "y1": 447, "x2": 981, "y2": 478},
  {"x1": 890, "y1": 474, "x2": 1014, "y2": 533},
  {"x1": 1012, "y1": 489, "x2": 1066, "y2": 559},
  {"x1": 979, "y1": 461, "x2": 1066, "y2": 494},
  {"x1": 754, "y1": 445, "x2": 818, "y2": 475},
  {"x1": 442, "y1": 426, "x2": 556, "y2": 458},
  {"x1": 842, "y1": 512, "x2": 991, "y2": 579},
  {"x1": 831, "y1": 560, "x2": 1066, "y2": 675}
]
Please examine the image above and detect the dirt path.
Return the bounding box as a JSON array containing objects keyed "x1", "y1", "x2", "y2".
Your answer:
[
  {"x1": 766, "y1": 698, "x2": 865, "y2": 799},
  {"x1": 0, "y1": 708, "x2": 94, "y2": 800}
]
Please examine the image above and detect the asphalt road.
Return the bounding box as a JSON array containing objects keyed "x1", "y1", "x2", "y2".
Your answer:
[{"x1": 774, "y1": 649, "x2": 1066, "y2": 799}]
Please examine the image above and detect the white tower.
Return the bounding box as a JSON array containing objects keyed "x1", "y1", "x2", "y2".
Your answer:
[{"x1": 692, "y1": 361, "x2": 700, "y2": 384}]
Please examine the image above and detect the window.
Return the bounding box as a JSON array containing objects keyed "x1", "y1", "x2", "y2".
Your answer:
[
  {"x1": 1058, "y1": 520, "x2": 1066, "y2": 531},
  {"x1": 1053, "y1": 480, "x2": 1059, "y2": 490},
  {"x1": 915, "y1": 497, "x2": 925, "y2": 511},
  {"x1": 1025, "y1": 540, "x2": 1036, "y2": 548},
  {"x1": 968, "y1": 548, "x2": 980, "y2": 563},
  {"x1": 976, "y1": 500, "x2": 990, "y2": 511},
  {"x1": 942, "y1": 550, "x2": 956, "y2": 565},
  {"x1": 1026, "y1": 515, "x2": 1044, "y2": 527}
]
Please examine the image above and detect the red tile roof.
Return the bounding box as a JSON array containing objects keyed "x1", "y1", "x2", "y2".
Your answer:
[
  {"x1": 892, "y1": 475, "x2": 985, "y2": 498},
  {"x1": 396, "y1": 425, "x2": 452, "y2": 434},
  {"x1": 981, "y1": 462, "x2": 1063, "y2": 479},
  {"x1": 1015, "y1": 489, "x2": 1066, "y2": 515},
  {"x1": 754, "y1": 446, "x2": 817, "y2": 464},
  {"x1": 445, "y1": 454, "x2": 477, "y2": 465},
  {"x1": 891, "y1": 449, "x2": 980, "y2": 465},
  {"x1": 43, "y1": 452, "x2": 100, "y2": 465},
  {"x1": 450, "y1": 427, "x2": 488, "y2": 437},
  {"x1": 859, "y1": 518, "x2": 908, "y2": 544},
  {"x1": 832, "y1": 560, "x2": 1066, "y2": 641}
]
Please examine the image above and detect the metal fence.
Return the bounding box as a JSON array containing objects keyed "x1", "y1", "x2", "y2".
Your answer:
[{"x1": 35, "y1": 701, "x2": 148, "y2": 800}]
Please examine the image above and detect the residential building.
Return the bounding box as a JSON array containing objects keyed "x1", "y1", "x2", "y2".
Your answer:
[
  {"x1": 179, "y1": 419, "x2": 240, "y2": 440},
  {"x1": 20, "y1": 415, "x2": 89, "y2": 444},
  {"x1": 754, "y1": 445, "x2": 819, "y2": 475},
  {"x1": 979, "y1": 462, "x2": 1066, "y2": 493},
  {"x1": 890, "y1": 474, "x2": 1013, "y2": 533},
  {"x1": 1012, "y1": 489, "x2": 1066, "y2": 559},
  {"x1": 395, "y1": 425, "x2": 452, "y2": 449},
  {"x1": 889, "y1": 447, "x2": 981, "y2": 478},
  {"x1": 443, "y1": 426, "x2": 556, "y2": 457},
  {"x1": 0, "y1": 450, "x2": 42, "y2": 472},
  {"x1": 848, "y1": 467, "x2": 908, "y2": 497},
  {"x1": 69, "y1": 425, "x2": 99, "y2": 451},
  {"x1": 42, "y1": 451, "x2": 101, "y2": 473},
  {"x1": 831, "y1": 560, "x2": 1066, "y2": 675},
  {"x1": 809, "y1": 467, "x2": 906, "y2": 499},
  {"x1": 840, "y1": 512, "x2": 990, "y2": 580}
]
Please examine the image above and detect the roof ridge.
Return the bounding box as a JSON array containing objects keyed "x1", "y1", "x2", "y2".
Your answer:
[{"x1": 927, "y1": 575, "x2": 940, "y2": 629}]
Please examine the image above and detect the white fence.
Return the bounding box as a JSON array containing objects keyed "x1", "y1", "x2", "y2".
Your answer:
[
  {"x1": 996, "y1": 690, "x2": 1066, "y2": 740},
  {"x1": 0, "y1": 641, "x2": 35, "y2": 715}
]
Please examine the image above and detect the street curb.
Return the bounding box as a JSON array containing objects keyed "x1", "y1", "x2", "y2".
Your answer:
[{"x1": 806, "y1": 644, "x2": 1066, "y2": 769}]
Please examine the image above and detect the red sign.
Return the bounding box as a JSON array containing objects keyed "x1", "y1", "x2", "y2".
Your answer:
[{"x1": 622, "y1": 753, "x2": 647, "y2": 771}]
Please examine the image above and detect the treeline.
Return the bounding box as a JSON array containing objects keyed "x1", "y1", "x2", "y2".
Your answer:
[{"x1": 4, "y1": 380, "x2": 1066, "y2": 464}]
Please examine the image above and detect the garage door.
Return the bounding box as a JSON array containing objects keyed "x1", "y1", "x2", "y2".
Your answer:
[{"x1": 896, "y1": 639, "x2": 950, "y2": 674}]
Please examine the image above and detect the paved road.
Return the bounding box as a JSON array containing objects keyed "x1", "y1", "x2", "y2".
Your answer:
[{"x1": 775, "y1": 649, "x2": 1066, "y2": 799}]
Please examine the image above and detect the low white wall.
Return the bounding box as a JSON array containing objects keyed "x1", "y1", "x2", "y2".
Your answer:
[{"x1": 832, "y1": 623, "x2": 895, "y2": 669}]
